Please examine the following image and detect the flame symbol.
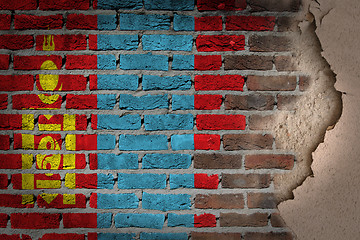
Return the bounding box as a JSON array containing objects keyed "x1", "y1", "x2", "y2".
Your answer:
[{"x1": 43, "y1": 35, "x2": 55, "y2": 51}]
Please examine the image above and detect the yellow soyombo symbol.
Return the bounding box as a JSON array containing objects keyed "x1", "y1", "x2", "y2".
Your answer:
[
  {"x1": 38, "y1": 61, "x2": 63, "y2": 91},
  {"x1": 43, "y1": 35, "x2": 55, "y2": 51},
  {"x1": 38, "y1": 94, "x2": 61, "y2": 105},
  {"x1": 38, "y1": 136, "x2": 61, "y2": 150}
]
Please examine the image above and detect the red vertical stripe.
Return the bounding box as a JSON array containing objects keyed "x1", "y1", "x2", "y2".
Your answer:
[
  {"x1": 194, "y1": 134, "x2": 221, "y2": 150},
  {"x1": 76, "y1": 173, "x2": 98, "y2": 189},
  {"x1": 194, "y1": 213, "x2": 216, "y2": 227},
  {"x1": 89, "y1": 193, "x2": 98, "y2": 208},
  {"x1": 89, "y1": 154, "x2": 98, "y2": 170},
  {"x1": 194, "y1": 95, "x2": 222, "y2": 110},
  {"x1": 91, "y1": 114, "x2": 98, "y2": 130},
  {"x1": 194, "y1": 173, "x2": 219, "y2": 189},
  {"x1": 89, "y1": 35, "x2": 98, "y2": 50},
  {"x1": 89, "y1": 75, "x2": 98, "y2": 90}
]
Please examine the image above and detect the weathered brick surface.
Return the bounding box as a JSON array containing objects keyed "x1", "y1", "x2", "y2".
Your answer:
[
  {"x1": 222, "y1": 174, "x2": 271, "y2": 189},
  {"x1": 249, "y1": 35, "x2": 292, "y2": 52},
  {"x1": 195, "y1": 194, "x2": 244, "y2": 209},
  {"x1": 220, "y1": 212, "x2": 268, "y2": 227},
  {"x1": 245, "y1": 154, "x2": 295, "y2": 170},
  {"x1": 194, "y1": 154, "x2": 242, "y2": 169},
  {"x1": 225, "y1": 55, "x2": 273, "y2": 70},
  {"x1": 15, "y1": 15, "x2": 63, "y2": 30},
  {"x1": 247, "y1": 75, "x2": 297, "y2": 91},
  {"x1": 191, "y1": 232, "x2": 242, "y2": 240},
  {"x1": 223, "y1": 134, "x2": 273, "y2": 150},
  {"x1": 244, "y1": 232, "x2": 293, "y2": 240},
  {"x1": 248, "y1": 192, "x2": 279, "y2": 209},
  {"x1": 248, "y1": 0, "x2": 301, "y2": 12},
  {"x1": 225, "y1": 94, "x2": 275, "y2": 110}
]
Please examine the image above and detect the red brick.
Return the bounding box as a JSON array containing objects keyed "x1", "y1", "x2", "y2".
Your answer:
[
  {"x1": 89, "y1": 193, "x2": 98, "y2": 208},
  {"x1": 12, "y1": 94, "x2": 62, "y2": 110},
  {"x1": 195, "y1": 194, "x2": 244, "y2": 209},
  {"x1": 63, "y1": 213, "x2": 97, "y2": 228},
  {"x1": 299, "y1": 76, "x2": 311, "y2": 91},
  {"x1": 0, "y1": 213, "x2": 8, "y2": 228},
  {"x1": 89, "y1": 35, "x2": 98, "y2": 50},
  {"x1": 14, "y1": 55, "x2": 62, "y2": 70},
  {"x1": 66, "y1": 55, "x2": 97, "y2": 69},
  {"x1": 197, "y1": 0, "x2": 246, "y2": 11},
  {"x1": 220, "y1": 213, "x2": 268, "y2": 227},
  {"x1": 36, "y1": 75, "x2": 87, "y2": 91},
  {"x1": 249, "y1": 35, "x2": 292, "y2": 52},
  {"x1": 0, "y1": 234, "x2": 31, "y2": 240},
  {"x1": 0, "y1": 94, "x2": 7, "y2": 109},
  {"x1": 67, "y1": 14, "x2": 97, "y2": 30},
  {"x1": 0, "y1": 54, "x2": 10, "y2": 70},
  {"x1": 194, "y1": 134, "x2": 221, "y2": 150},
  {"x1": 0, "y1": 154, "x2": 29, "y2": 169},
  {"x1": 194, "y1": 213, "x2": 216, "y2": 228},
  {"x1": 195, "y1": 16, "x2": 222, "y2": 31},
  {"x1": 194, "y1": 55, "x2": 222, "y2": 70},
  {"x1": 247, "y1": 192, "x2": 279, "y2": 209},
  {"x1": 248, "y1": 0, "x2": 300, "y2": 12},
  {"x1": 196, "y1": 35, "x2": 245, "y2": 52},
  {"x1": 0, "y1": 35, "x2": 34, "y2": 50},
  {"x1": 271, "y1": 212, "x2": 287, "y2": 227},
  {"x1": 0, "y1": 174, "x2": 7, "y2": 189},
  {"x1": 89, "y1": 154, "x2": 98, "y2": 170},
  {"x1": 0, "y1": 194, "x2": 34, "y2": 208},
  {"x1": 0, "y1": 135, "x2": 9, "y2": 150},
  {"x1": 275, "y1": 55, "x2": 298, "y2": 71},
  {"x1": 226, "y1": 16, "x2": 275, "y2": 31},
  {"x1": 247, "y1": 75, "x2": 297, "y2": 91},
  {"x1": 194, "y1": 173, "x2": 219, "y2": 189},
  {"x1": 244, "y1": 232, "x2": 293, "y2": 240},
  {"x1": 13, "y1": 134, "x2": 62, "y2": 150},
  {"x1": 245, "y1": 154, "x2": 294, "y2": 170},
  {"x1": 66, "y1": 95, "x2": 97, "y2": 109},
  {"x1": 191, "y1": 232, "x2": 242, "y2": 240},
  {"x1": 39, "y1": 0, "x2": 90, "y2": 10},
  {"x1": 225, "y1": 94, "x2": 275, "y2": 110},
  {"x1": 11, "y1": 213, "x2": 61, "y2": 229},
  {"x1": 249, "y1": 114, "x2": 275, "y2": 130},
  {"x1": 15, "y1": 15, "x2": 63, "y2": 30},
  {"x1": 0, "y1": 0, "x2": 37, "y2": 10},
  {"x1": 37, "y1": 193, "x2": 86, "y2": 209},
  {"x1": 40, "y1": 233, "x2": 85, "y2": 240},
  {"x1": 194, "y1": 95, "x2": 222, "y2": 110},
  {"x1": 194, "y1": 154, "x2": 242, "y2": 169},
  {"x1": 223, "y1": 134, "x2": 273, "y2": 150},
  {"x1": 195, "y1": 75, "x2": 244, "y2": 91},
  {"x1": 0, "y1": 14, "x2": 10, "y2": 30},
  {"x1": 197, "y1": 114, "x2": 246, "y2": 130},
  {"x1": 224, "y1": 55, "x2": 273, "y2": 70},
  {"x1": 36, "y1": 35, "x2": 87, "y2": 51},
  {"x1": 73, "y1": 173, "x2": 97, "y2": 188},
  {"x1": 222, "y1": 174, "x2": 271, "y2": 188},
  {"x1": 0, "y1": 75, "x2": 34, "y2": 91}
]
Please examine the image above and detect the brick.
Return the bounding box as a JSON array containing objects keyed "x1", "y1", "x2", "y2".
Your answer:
[
  {"x1": 13, "y1": 133, "x2": 62, "y2": 150},
  {"x1": 143, "y1": 75, "x2": 191, "y2": 90},
  {"x1": 249, "y1": 35, "x2": 292, "y2": 52},
  {"x1": 194, "y1": 154, "x2": 242, "y2": 169},
  {"x1": 197, "y1": 0, "x2": 246, "y2": 10},
  {"x1": 94, "y1": 0, "x2": 142, "y2": 9},
  {"x1": 36, "y1": 75, "x2": 86, "y2": 91},
  {"x1": 0, "y1": 75, "x2": 33, "y2": 91},
  {"x1": 271, "y1": 212, "x2": 287, "y2": 227},
  {"x1": 36, "y1": 154, "x2": 86, "y2": 170},
  {"x1": 67, "y1": 14, "x2": 97, "y2": 30},
  {"x1": 120, "y1": 13, "x2": 170, "y2": 30},
  {"x1": 0, "y1": 114, "x2": 34, "y2": 130},
  {"x1": 225, "y1": 94, "x2": 275, "y2": 110},
  {"x1": 15, "y1": 15, "x2": 63, "y2": 30},
  {"x1": 0, "y1": 154, "x2": 33, "y2": 169},
  {"x1": 224, "y1": 134, "x2": 273, "y2": 150},
  {"x1": 0, "y1": 35, "x2": 33, "y2": 50},
  {"x1": 0, "y1": 213, "x2": 7, "y2": 227},
  {"x1": 195, "y1": 134, "x2": 221, "y2": 150},
  {"x1": 90, "y1": 75, "x2": 139, "y2": 90},
  {"x1": 194, "y1": 213, "x2": 216, "y2": 228},
  {"x1": 172, "y1": 95, "x2": 194, "y2": 110},
  {"x1": 144, "y1": 114, "x2": 193, "y2": 130},
  {"x1": 143, "y1": 192, "x2": 191, "y2": 211},
  {"x1": 89, "y1": 35, "x2": 138, "y2": 50},
  {"x1": 169, "y1": 174, "x2": 219, "y2": 189},
  {"x1": 275, "y1": 55, "x2": 298, "y2": 71},
  {"x1": 247, "y1": 75, "x2": 297, "y2": 91},
  {"x1": 143, "y1": 35, "x2": 193, "y2": 51},
  {"x1": 12, "y1": 173, "x2": 61, "y2": 190},
  {"x1": 120, "y1": 53, "x2": 168, "y2": 71},
  {"x1": 278, "y1": 16, "x2": 299, "y2": 32},
  {"x1": 222, "y1": 174, "x2": 271, "y2": 188},
  {"x1": 299, "y1": 76, "x2": 311, "y2": 91},
  {"x1": 0, "y1": 174, "x2": 8, "y2": 189},
  {"x1": 65, "y1": 134, "x2": 115, "y2": 151},
  {"x1": 195, "y1": 194, "x2": 244, "y2": 209},
  {"x1": 195, "y1": 16, "x2": 222, "y2": 31},
  {"x1": 226, "y1": 16, "x2": 275, "y2": 31},
  {"x1": 66, "y1": 94, "x2": 116, "y2": 110},
  {"x1": 220, "y1": 213, "x2": 268, "y2": 227},
  {"x1": 66, "y1": 55, "x2": 116, "y2": 70},
  {"x1": 277, "y1": 95, "x2": 301, "y2": 110},
  {"x1": 92, "y1": 114, "x2": 141, "y2": 130},
  {"x1": 89, "y1": 153, "x2": 138, "y2": 170},
  {"x1": 120, "y1": 94, "x2": 168, "y2": 110},
  {"x1": 0, "y1": 135, "x2": 9, "y2": 150},
  {"x1": 144, "y1": 0, "x2": 194, "y2": 10},
  {"x1": 40, "y1": 234, "x2": 85, "y2": 240},
  {"x1": 245, "y1": 154, "x2": 295, "y2": 170},
  {"x1": 119, "y1": 134, "x2": 168, "y2": 151},
  {"x1": 174, "y1": 14, "x2": 194, "y2": 31},
  {"x1": 65, "y1": 173, "x2": 114, "y2": 189},
  {"x1": 63, "y1": 213, "x2": 111, "y2": 228},
  {"x1": 0, "y1": 194, "x2": 35, "y2": 208},
  {"x1": 248, "y1": 0, "x2": 300, "y2": 12},
  {"x1": 11, "y1": 213, "x2": 60, "y2": 229},
  {"x1": 172, "y1": 55, "x2": 194, "y2": 70},
  {"x1": 247, "y1": 192, "x2": 279, "y2": 209},
  {"x1": 196, "y1": 114, "x2": 246, "y2": 130},
  {"x1": 196, "y1": 35, "x2": 245, "y2": 52},
  {"x1": 141, "y1": 233, "x2": 188, "y2": 240},
  {"x1": 36, "y1": 35, "x2": 86, "y2": 51},
  {"x1": 170, "y1": 174, "x2": 194, "y2": 189},
  {"x1": 39, "y1": 0, "x2": 89, "y2": 10},
  {"x1": 89, "y1": 233, "x2": 136, "y2": 240},
  {"x1": 38, "y1": 114, "x2": 87, "y2": 131},
  {"x1": 0, "y1": 234, "x2": 31, "y2": 240},
  {"x1": 191, "y1": 232, "x2": 242, "y2": 240},
  {"x1": 0, "y1": 15, "x2": 10, "y2": 30},
  {"x1": 195, "y1": 75, "x2": 244, "y2": 91},
  {"x1": 194, "y1": 95, "x2": 222, "y2": 110},
  {"x1": 244, "y1": 232, "x2": 293, "y2": 240},
  {"x1": 0, "y1": 54, "x2": 9, "y2": 69},
  {"x1": 118, "y1": 173, "x2": 166, "y2": 189},
  {"x1": 14, "y1": 55, "x2": 62, "y2": 70},
  {"x1": 37, "y1": 193, "x2": 86, "y2": 208},
  {"x1": 90, "y1": 193, "x2": 139, "y2": 209},
  {"x1": 0, "y1": 94, "x2": 6, "y2": 109},
  {"x1": 195, "y1": 55, "x2": 222, "y2": 70},
  {"x1": 167, "y1": 213, "x2": 193, "y2": 227},
  {"x1": 115, "y1": 213, "x2": 165, "y2": 229},
  {"x1": 142, "y1": 154, "x2": 191, "y2": 169},
  {"x1": 224, "y1": 55, "x2": 273, "y2": 70},
  {"x1": 0, "y1": 0, "x2": 37, "y2": 10}
]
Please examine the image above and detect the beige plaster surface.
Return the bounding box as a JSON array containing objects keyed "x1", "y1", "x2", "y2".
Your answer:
[{"x1": 279, "y1": 0, "x2": 360, "y2": 239}]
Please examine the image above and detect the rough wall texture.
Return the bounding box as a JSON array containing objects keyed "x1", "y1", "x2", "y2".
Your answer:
[{"x1": 0, "y1": 0, "x2": 343, "y2": 239}]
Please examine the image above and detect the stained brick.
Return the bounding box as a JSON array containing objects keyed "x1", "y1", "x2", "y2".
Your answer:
[
  {"x1": 0, "y1": 55, "x2": 9, "y2": 70},
  {"x1": 245, "y1": 154, "x2": 295, "y2": 170},
  {"x1": 277, "y1": 95, "x2": 301, "y2": 110},
  {"x1": 191, "y1": 232, "x2": 242, "y2": 240},
  {"x1": 223, "y1": 134, "x2": 273, "y2": 150},
  {"x1": 299, "y1": 76, "x2": 311, "y2": 91},
  {"x1": 247, "y1": 192, "x2": 279, "y2": 209},
  {"x1": 249, "y1": 114, "x2": 275, "y2": 130},
  {"x1": 225, "y1": 94, "x2": 275, "y2": 110},
  {"x1": 226, "y1": 16, "x2": 275, "y2": 31},
  {"x1": 195, "y1": 16, "x2": 222, "y2": 31},
  {"x1": 195, "y1": 194, "x2": 244, "y2": 209},
  {"x1": 247, "y1": 75, "x2": 297, "y2": 91},
  {"x1": 244, "y1": 232, "x2": 293, "y2": 240},
  {"x1": 275, "y1": 55, "x2": 298, "y2": 71},
  {"x1": 222, "y1": 174, "x2": 271, "y2": 188},
  {"x1": 249, "y1": 35, "x2": 292, "y2": 52},
  {"x1": 248, "y1": 0, "x2": 301, "y2": 12},
  {"x1": 224, "y1": 55, "x2": 273, "y2": 70},
  {"x1": 194, "y1": 154, "x2": 242, "y2": 169},
  {"x1": 220, "y1": 213, "x2": 268, "y2": 227},
  {"x1": 0, "y1": 0, "x2": 37, "y2": 10}
]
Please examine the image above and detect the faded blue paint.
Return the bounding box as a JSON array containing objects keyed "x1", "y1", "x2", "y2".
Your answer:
[
  {"x1": 142, "y1": 154, "x2": 192, "y2": 169},
  {"x1": 172, "y1": 95, "x2": 194, "y2": 110},
  {"x1": 97, "y1": 153, "x2": 138, "y2": 169},
  {"x1": 118, "y1": 173, "x2": 166, "y2": 189},
  {"x1": 143, "y1": 75, "x2": 191, "y2": 90},
  {"x1": 142, "y1": 192, "x2": 191, "y2": 211},
  {"x1": 97, "y1": 15, "x2": 117, "y2": 30},
  {"x1": 169, "y1": 174, "x2": 194, "y2": 189},
  {"x1": 119, "y1": 94, "x2": 168, "y2": 110},
  {"x1": 171, "y1": 134, "x2": 195, "y2": 150},
  {"x1": 119, "y1": 134, "x2": 168, "y2": 151},
  {"x1": 143, "y1": 35, "x2": 193, "y2": 51},
  {"x1": 174, "y1": 14, "x2": 195, "y2": 31},
  {"x1": 120, "y1": 13, "x2": 170, "y2": 30},
  {"x1": 172, "y1": 54, "x2": 194, "y2": 70},
  {"x1": 97, "y1": 94, "x2": 116, "y2": 110},
  {"x1": 115, "y1": 213, "x2": 165, "y2": 229}
]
